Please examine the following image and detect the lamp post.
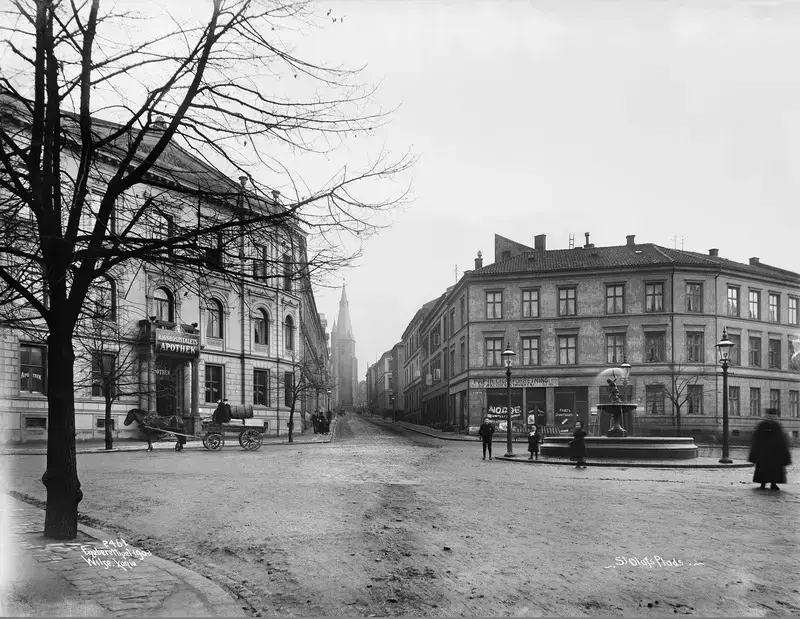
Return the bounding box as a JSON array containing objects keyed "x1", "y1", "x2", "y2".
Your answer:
[
  {"x1": 620, "y1": 358, "x2": 632, "y2": 434},
  {"x1": 501, "y1": 342, "x2": 516, "y2": 457},
  {"x1": 716, "y1": 327, "x2": 734, "y2": 464},
  {"x1": 326, "y1": 389, "x2": 331, "y2": 414}
]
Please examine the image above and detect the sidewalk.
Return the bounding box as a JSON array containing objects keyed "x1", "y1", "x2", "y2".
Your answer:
[
  {"x1": 0, "y1": 417, "x2": 340, "y2": 456},
  {"x1": 369, "y1": 417, "x2": 754, "y2": 469},
  {"x1": 0, "y1": 494, "x2": 246, "y2": 617}
]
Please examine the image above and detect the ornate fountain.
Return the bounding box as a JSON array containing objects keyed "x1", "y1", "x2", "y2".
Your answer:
[{"x1": 539, "y1": 364, "x2": 699, "y2": 460}]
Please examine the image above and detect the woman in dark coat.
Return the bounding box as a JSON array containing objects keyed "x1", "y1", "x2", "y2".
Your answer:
[
  {"x1": 749, "y1": 409, "x2": 791, "y2": 490},
  {"x1": 570, "y1": 421, "x2": 588, "y2": 469},
  {"x1": 528, "y1": 426, "x2": 541, "y2": 461}
]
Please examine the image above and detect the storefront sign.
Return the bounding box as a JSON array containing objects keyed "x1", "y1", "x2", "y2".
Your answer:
[
  {"x1": 470, "y1": 376, "x2": 558, "y2": 389},
  {"x1": 155, "y1": 329, "x2": 199, "y2": 357}
]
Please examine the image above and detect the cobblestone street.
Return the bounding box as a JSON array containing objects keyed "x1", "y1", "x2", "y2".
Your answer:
[{"x1": 2, "y1": 413, "x2": 799, "y2": 616}]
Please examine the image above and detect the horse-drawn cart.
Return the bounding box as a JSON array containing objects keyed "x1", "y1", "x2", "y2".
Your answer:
[{"x1": 125, "y1": 408, "x2": 268, "y2": 452}]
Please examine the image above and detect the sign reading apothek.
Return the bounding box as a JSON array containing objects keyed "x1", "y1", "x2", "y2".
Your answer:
[
  {"x1": 470, "y1": 377, "x2": 558, "y2": 389},
  {"x1": 155, "y1": 329, "x2": 200, "y2": 357}
]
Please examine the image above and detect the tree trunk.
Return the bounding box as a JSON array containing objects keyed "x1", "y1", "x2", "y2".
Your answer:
[
  {"x1": 676, "y1": 406, "x2": 681, "y2": 437},
  {"x1": 288, "y1": 404, "x2": 295, "y2": 443},
  {"x1": 43, "y1": 327, "x2": 82, "y2": 539},
  {"x1": 105, "y1": 395, "x2": 113, "y2": 450}
]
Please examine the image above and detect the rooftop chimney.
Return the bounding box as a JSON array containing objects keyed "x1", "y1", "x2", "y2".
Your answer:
[
  {"x1": 709, "y1": 248, "x2": 719, "y2": 257},
  {"x1": 626, "y1": 234, "x2": 636, "y2": 247},
  {"x1": 152, "y1": 116, "x2": 167, "y2": 131},
  {"x1": 583, "y1": 232, "x2": 594, "y2": 249},
  {"x1": 239, "y1": 175, "x2": 248, "y2": 189},
  {"x1": 271, "y1": 189, "x2": 281, "y2": 203},
  {"x1": 475, "y1": 251, "x2": 483, "y2": 270},
  {"x1": 749, "y1": 257, "x2": 760, "y2": 265},
  {"x1": 534, "y1": 234, "x2": 546, "y2": 251}
]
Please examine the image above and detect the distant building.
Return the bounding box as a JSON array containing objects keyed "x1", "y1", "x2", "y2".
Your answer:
[{"x1": 330, "y1": 285, "x2": 358, "y2": 410}]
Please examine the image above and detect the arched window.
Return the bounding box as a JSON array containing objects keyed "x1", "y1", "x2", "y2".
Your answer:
[
  {"x1": 284, "y1": 315, "x2": 294, "y2": 351},
  {"x1": 206, "y1": 299, "x2": 223, "y2": 339},
  {"x1": 153, "y1": 287, "x2": 173, "y2": 322},
  {"x1": 93, "y1": 276, "x2": 116, "y2": 320},
  {"x1": 254, "y1": 309, "x2": 270, "y2": 346}
]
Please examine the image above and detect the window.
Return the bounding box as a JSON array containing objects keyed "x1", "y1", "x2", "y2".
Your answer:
[
  {"x1": 686, "y1": 283, "x2": 702, "y2": 312},
  {"x1": 769, "y1": 389, "x2": 781, "y2": 414},
  {"x1": 790, "y1": 297, "x2": 798, "y2": 326},
  {"x1": 768, "y1": 293, "x2": 780, "y2": 322},
  {"x1": 254, "y1": 369, "x2": 270, "y2": 406},
  {"x1": 644, "y1": 332, "x2": 666, "y2": 363},
  {"x1": 204, "y1": 364, "x2": 223, "y2": 403},
  {"x1": 152, "y1": 210, "x2": 174, "y2": 240},
  {"x1": 460, "y1": 339, "x2": 465, "y2": 371},
  {"x1": 254, "y1": 310, "x2": 269, "y2": 346},
  {"x1": 748, "y1": 290, "x2": 760, "y2": 320},
  {"x1": 153, "y1": 287, "x2": 174, "y2": 322},
  {"x1": 486, "y1": 291, "x2": 503, "y2": 319},
  {"x1": 791, "y1": 337, "x2": 800, "y2": 371},
  {"x1": 768, "y1": 339, "x2": 781, "y2": 369},
  {"x1": 96, "y1": 418, "x2": 115, "y2": 429},
  {"x1": 521, "y1": 337, "x2": 539, "y2": 366},
  {"x1": 728, "y1": 386, "x2": 740, "y2": 416},
  {"x1": 687, "y1": 385, "x2": 703, "y2": 415},
  {"x1": 20, "y1": 345, "x2": 46, "y2": 393},
  {"x1": 205, "y1": 232, "x2": 223, "y2": 268},
  {"x1": 24, "y1": 417, "x2": 46, "y2": 429},
  {"x1": 606, "y1": 333, "x2": 625, "y2": 364},
  {"x1": 790, "y1": 390, "x2": 799, "y2": 418},
  {"x1": 450, "y1": 347, "x2": 456, "y2": 375},
  {"x1": 645, "y1": 283, "x2": 663, "y2": 313},
  {"x1": 726, "y1": 286, "x2": 739, "y2": 316},
  {"x1": 460, "y1": 296, "x2": 465, "y2": 326},
  {"x1": 559, "y1": 287, "x2": 576, "y2": 316},
  {"x1": 91, "y1": 352, "x2": 116, "y2": 398},
  {"x1": 522, "y1": 289, "x2": 539, "y2": 318},
  {"x1": 284, "y1": 372, "x2": 294, "y2": 406},
  {"x1": 686, "y1": 332, "x2": 704, "y2": 363},
  {"x1": 750, "y1": 388, "x2": 761, "y2": 417},
  {"x1": 282, "y1": 253, "x2": 292, "y2": 291},
  {"x1": 749, "y1": 336, "x2": 761, "y2": 367},
  {"x1": 485, "y1": 338, "x2": 503, "y2": 366},
  {"x1": 284, "y1": 316, "x2": 295, "y2": 350},
  {"x1": 449, "y1": 309, "x2": 455, "y2": 335},
  {"x1": 606, "y1": 285, "x2": 624, "y2": 314},
  {"x1": 443, "y1": 316, "x2": 449, "y2": 341},
  {"x1": 253, "y1": 244, "x2": 267, "y2": 280},
  {"x1": 92, "y1": 277, "x2": 116, "y2": 320},
  {"x1": 728, "y1": 334, "x2": 741, "y2": 366},
  {"x1": 645, "y1": 385, "x2": 665, "y2": 415},
  {"x1": 206, "y1": 299, "x2": 223, "y2": 339},
  {"x1": 558, "y1": 335, "x2": 577, "y2": 365}
]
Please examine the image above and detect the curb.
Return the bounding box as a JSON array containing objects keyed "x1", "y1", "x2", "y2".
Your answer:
[
  {"x1": 6, "y1": 492, "x2": 246, "y2": 617},
  {"x1": 493, "y1": 456, "x2": 753, "y2": 469}
]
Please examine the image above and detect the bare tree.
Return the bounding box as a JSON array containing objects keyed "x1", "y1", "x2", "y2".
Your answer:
[
  {"x1": 283, "y1": 351, "x2": 329, "y2": 443},
  {"x1": 0, "y1": 0, "x2": 411, "y2": 539},
  {"x1": 648, "y1": 364, "x2": 709, "y2": 437}
]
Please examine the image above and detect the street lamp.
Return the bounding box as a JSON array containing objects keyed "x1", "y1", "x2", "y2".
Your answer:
[
  {"x1": 620, "y1": 357, "x2": 632, "y2": 434},
  {"x1": 501, "y1": 342, "x2": 516, "y2": 457},
  {"x1": 715, "y1": 327, "x2": 734, "y2": 464},
  {"x1": 326, "y1": 389, "x2": 331, "y2": 414}
]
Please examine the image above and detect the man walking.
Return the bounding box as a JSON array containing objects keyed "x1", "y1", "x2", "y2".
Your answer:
[{"x1": 478, "y1": 417, "x2": 495, "y2": 460}]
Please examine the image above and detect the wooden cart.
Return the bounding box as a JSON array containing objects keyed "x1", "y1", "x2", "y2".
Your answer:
[{"x1": 200, "y1": 419, "x2": 267, "y2": 451}]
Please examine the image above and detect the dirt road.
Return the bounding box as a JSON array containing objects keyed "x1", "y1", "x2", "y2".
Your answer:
[{"x1": 5, "y1": 414, "x2": 799, "y2": 616}]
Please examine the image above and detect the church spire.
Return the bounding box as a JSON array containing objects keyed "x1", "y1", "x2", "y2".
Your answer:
[{"x1": 336, "y1": 283, "x2": 354, "y2": 340}]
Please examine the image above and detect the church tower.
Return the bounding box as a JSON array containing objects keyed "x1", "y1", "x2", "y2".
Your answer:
[{"x1": 330, "y1": 284, "x2": 358, "y2": 410}]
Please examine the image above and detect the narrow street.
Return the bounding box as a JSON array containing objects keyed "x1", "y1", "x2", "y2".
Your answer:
[{"x1": 4, "y1": 414, "x2": 799, "y2": 616}]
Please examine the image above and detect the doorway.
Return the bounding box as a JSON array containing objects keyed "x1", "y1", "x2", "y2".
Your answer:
[{"x1": 155, "y1": 359, "x2": 181, "y2": 416}]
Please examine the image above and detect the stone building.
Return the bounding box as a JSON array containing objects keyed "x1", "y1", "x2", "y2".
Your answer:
[
  {"x1": 329, "y1": 285, "x2": 358, "y2": 411},
  {"x1": 0, "y1": 109, "x2": 329, "y2": 443},
  {"x1": 414, "y1": 233, "x2": 800, "y2": 442}
]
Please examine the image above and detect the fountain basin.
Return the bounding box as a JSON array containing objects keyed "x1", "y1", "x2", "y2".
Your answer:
[{"x1": 540, "y1": 436, "x2": 699, "y2": 460}]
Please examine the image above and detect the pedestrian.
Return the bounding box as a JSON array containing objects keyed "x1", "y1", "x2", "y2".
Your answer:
[
  {"x1": 528, "y1": 425, "x2": 541, "y2": 461},
  {"x1": 478, "y1": 417, "x2": 495, "y2": 460},
  {"x1": 749, "y1": 408, "x2": 791, "y2": 491},
  {"x1": 569, "y1": 421, "x2": 587, "y2": 469},
  {"x1": 220, "y1": 398, "x2": 232, "y2": 423},
  {"x1": 212, "y1": 400, "x2": 224, "y2": 424}
]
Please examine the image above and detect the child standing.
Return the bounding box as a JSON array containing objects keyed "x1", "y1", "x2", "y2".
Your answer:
[{"x1": 527, "y1": 425, "x2": 541, "y2": 460}]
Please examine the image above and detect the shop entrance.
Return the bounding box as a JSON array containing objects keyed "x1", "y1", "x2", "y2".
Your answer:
[{"x1": 155, "y1": 359, "x2": 181, "y2": 416}]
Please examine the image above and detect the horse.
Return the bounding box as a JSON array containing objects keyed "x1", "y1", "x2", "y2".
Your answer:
[{"x1": 124, "y1": 408, "x2": 187, "y2": 452}]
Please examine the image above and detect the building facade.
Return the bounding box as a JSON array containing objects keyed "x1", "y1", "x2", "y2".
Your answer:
[
  {"x1": 329, "y1": 285, "x2": 358, "y2": 411},
  {"x1": 0, "y1": 109, "x2": 329, "y2": 443},
  {"x1": 400, "y1": 298, "x2": 438, "y2": 424},
  {"x1": 413, "y1": 233, "x2": 800, "y2": 442}
]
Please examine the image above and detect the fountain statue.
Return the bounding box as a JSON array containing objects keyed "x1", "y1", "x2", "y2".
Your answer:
[{"x1": 601, "y1": 375, "x2": 636, "y2": 437}]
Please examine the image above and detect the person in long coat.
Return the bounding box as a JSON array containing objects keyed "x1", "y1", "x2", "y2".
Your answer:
[
  {"x1": 527, "y1": 425, "x2": 541, "y2": 461},
  {"x1": 478, "y1": 417, "x2": 495, "y2": 460},
  {"x1": 749, "y1": 409, "x2": 791, "y2": 490},
  {"x1": 570, "y1": 421, "x2": 588, "y2": 469}
]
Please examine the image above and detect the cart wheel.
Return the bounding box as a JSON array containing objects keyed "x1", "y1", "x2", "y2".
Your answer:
[
  {"x1": 239, "y1": 429, "x2": 263, "y2": 451},
  {"x1": 203, "y1": 432, "x2": 224, "y2": 451}
]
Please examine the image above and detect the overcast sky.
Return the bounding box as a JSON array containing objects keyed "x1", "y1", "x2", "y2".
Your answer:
[{"x1": 298, "y1": 0, "x2": 800, "y2": 372}]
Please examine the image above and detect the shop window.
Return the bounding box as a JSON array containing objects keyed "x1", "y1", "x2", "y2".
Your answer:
[
  {"x1": 254, "y1": 369, "x2": 270, "y2": 406},
  {"x1": 20, "y1": 345, "x2": 46, "y2": 393},
  {"x1": 205, "y1": 364, "x2": 224, "y2": 403},
  {"x1": 91, "y1": 352, "x2": 117, "y2": 398}
]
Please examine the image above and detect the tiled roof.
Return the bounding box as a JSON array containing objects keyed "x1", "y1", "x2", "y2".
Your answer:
[{"x1": 473, "y1": 243, "x2": 800, "y2": 281}]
